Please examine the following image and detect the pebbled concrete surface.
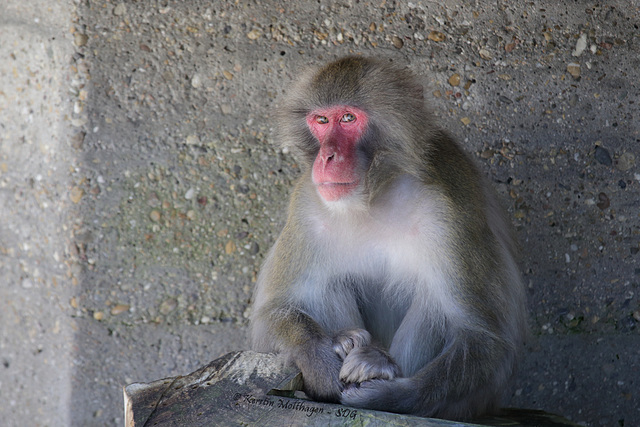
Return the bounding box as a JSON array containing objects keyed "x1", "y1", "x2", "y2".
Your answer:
[{"x1": 1, "y1": 1, "x2": 638, "y2": 425}]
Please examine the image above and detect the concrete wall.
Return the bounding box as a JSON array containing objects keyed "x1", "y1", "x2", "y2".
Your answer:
[{"x1": 1, "y1": 1, "x2": 638, "y2": 425}]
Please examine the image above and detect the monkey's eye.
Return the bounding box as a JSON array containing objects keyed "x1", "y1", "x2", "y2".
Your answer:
[
  {"x1": 341, "y1": 113, "x2": 356, "y2": 123},
  {"x1": 315, "y1": 116, "x2": 329, "y2": 124}
]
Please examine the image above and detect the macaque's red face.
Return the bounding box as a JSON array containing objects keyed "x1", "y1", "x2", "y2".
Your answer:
[{"x1": 306, "y1": 106, "x2": 368, "y2": 202}]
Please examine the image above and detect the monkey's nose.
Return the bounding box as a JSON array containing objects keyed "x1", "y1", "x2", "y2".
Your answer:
[{"x1": 320, "y1": 152, "x2": 336, "y2": 167}]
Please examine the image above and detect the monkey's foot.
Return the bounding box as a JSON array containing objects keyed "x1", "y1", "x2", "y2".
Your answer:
[
  {"x1": 332, "y1": 329, "x2": 371, "y2": 360},
  {"x1": 341, "y1": 377, "x2": 414, "y2": 414},
  {"x1": 339, "y1": 346, "x2": 401, "y2": 384}
]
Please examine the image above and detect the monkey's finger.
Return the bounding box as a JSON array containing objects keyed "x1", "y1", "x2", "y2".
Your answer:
[
  {"x1": 332, "y1": 328, "x2": 372, "y2": 359},
  {"x1": 339, "y1": 346, "x2": 401, "y2": 383}
]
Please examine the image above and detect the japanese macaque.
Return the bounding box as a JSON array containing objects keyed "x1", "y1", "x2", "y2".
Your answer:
[{"x1": 249, "y1": 56, "x2": 527, "y2": 420}]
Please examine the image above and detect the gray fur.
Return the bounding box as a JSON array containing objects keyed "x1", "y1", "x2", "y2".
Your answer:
[{"x1": 249, "y1": 57, "x2": 527, "y2": 420}]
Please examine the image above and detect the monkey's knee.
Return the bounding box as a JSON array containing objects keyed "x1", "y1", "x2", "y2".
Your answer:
[
  {"x1": 332, "y1": 328, "x2": 371, "y2": 360},
  {"x1": 339, "y1": 346, "x2": 401, "y2": 384}
]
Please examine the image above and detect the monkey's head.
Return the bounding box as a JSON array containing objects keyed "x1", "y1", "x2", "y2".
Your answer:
[{"x1": 279, "y1": 57, "x2": 434, "y2": 208}]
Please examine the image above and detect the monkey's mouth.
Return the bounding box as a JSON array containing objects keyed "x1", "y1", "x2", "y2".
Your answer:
[{"x1": 315, "y1": 181, "x2": 359, "y2": 201}]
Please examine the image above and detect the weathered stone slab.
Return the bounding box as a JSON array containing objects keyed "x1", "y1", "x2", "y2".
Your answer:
[{"x1": 124, "y1": 351, "x2": 582, "y2": 426}]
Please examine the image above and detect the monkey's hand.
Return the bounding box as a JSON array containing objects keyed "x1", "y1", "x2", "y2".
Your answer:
[
  {"x1": 339, "y1": 346, "x2": 401, "y2": 384},
  {"x1": 332, "y1": 328, "x2": 371, "y2": 360}
]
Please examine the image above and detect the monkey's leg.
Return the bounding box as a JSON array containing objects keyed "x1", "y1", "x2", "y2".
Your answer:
[{"x1": 341, "y1": 329, "x2": 513, "y2": 419}]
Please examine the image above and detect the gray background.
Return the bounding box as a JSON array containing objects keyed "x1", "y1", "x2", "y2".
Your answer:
[{"x1": 1, "y1": 1, "x2": 639, "y2": 425}]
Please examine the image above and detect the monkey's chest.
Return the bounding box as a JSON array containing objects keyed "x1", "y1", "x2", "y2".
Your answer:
[
  {"x1": 326, "y1": 221, "x2": 432, "y2": 280},
  {"x1": 317, "y1": 182, "x2": 449, "y2": 278}
]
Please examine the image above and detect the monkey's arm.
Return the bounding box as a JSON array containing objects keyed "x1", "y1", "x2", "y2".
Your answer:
[
  {"x1": 252, "y1": 302, "x2": 346, "y2": 402},
  {"x1": 253, "y1": 300, "x2": 399, "y2": 402},
  {"x1": 250, "y1": 188, "x2": 362, "y2": 402},
  {"x1": 341, "y1": 245, "x2": 522, "y2": 420},
  {"x1": 340, "y1": 186, "x2": 523, "y2": 419},
  {"x1": 341, "y1": 326, "x2": 514, "y2": 418}
]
